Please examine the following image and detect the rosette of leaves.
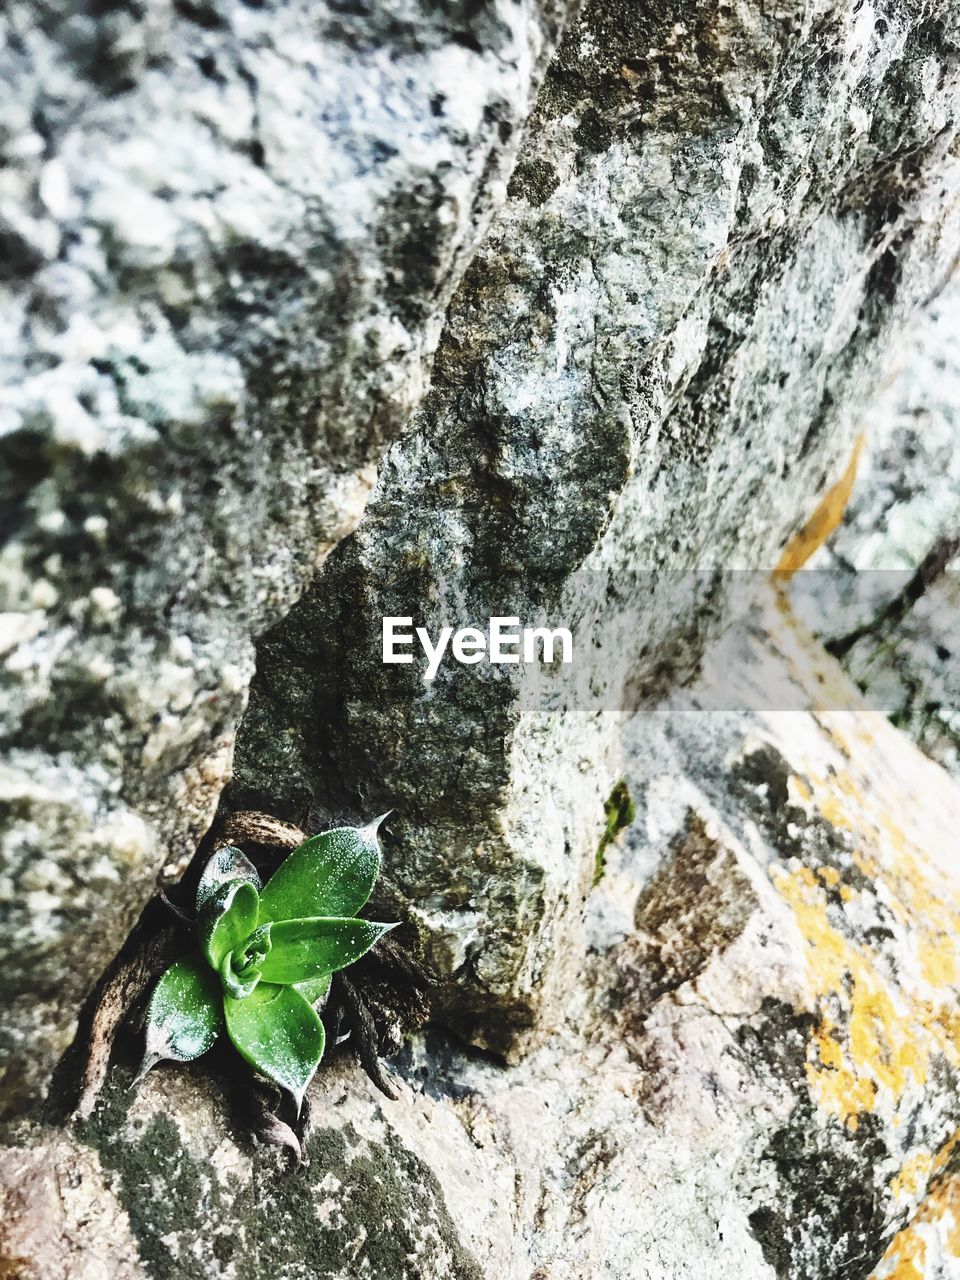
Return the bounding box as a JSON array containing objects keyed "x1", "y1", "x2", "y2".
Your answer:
[{"x1": 137, "y1": 818, "x2": 395, "y2": 1111}]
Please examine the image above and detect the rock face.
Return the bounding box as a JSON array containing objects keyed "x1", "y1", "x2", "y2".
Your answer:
[
  {"x1": 7, "y1": 595, "x2": 960, "y2": 1279},
  {"x1": 231, "y1": 0, "x2": 960, "y2": 1052},
  {"x1": 0, "y1": 0, "x2": 571, "y2": 1109},
  {"x1": 4, "y1": 2, "x2": 960, "y2": 1277},
  {"x1": 792, "y1": 278, "x2": 960, "y2": 779}
]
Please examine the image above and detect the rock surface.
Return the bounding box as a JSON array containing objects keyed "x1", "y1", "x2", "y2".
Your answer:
[
  {"x1": 6, "y1": 594, "x2": 960, "y2": 1279},
  {"x1": 0, "y1": 0, "x2": 572, "y2": 1110},
  {"x1": 792, "y1": 278, "x2": 960, "y2": 779},
  {"x1": 3, "y1": 3, "x2": 960, "y2": 1277},
  {"x1": 231, "y1": 0, "x2": 960, "y2": 1053}
]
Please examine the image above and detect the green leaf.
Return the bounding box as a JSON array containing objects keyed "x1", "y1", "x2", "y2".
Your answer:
[
  {"x1": 258, "y1": 817, "x2": 387, "y2": 925},
  {"x1": 219, "y1": 923, "x2": 272, "y2": 998},
  {"x1": 134, "y1": 953, "x2": 223, "y2": 1085},
  {"x1": 294, "y1": 973, "x2": 332, "y2": 1008},
  {"x1": 219, "y1": 948, "x2": 262, "y2": 999},
  {"x1": 224, "y1": 983, "x2": 325, "y2": 1112},
  {"x1": 235, "y1": 922, "x2": 273, "y2": 970},
  {"x1": 257, "y1": 917, "x2": 396, "y2": 985},
  {"x1": 196, "y1": 845, "x2": 262, "y2": 914},
  {"x1": 200, "y1": 879, "x2": 259, "y2": 970}
]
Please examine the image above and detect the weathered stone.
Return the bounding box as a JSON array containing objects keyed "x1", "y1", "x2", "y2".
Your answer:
[
  {"x1": 232, "y1": 0, "x2": 960, "y2": 1053},
  {"x1": 0, "y1": 1133, "x2": 142, "y2": 1280},
  {"x1": 791, "y1": 278, "x2": 960, "y2": 779},
  {"x1": 813, "y1": 279, "x2": 960, "y2": 586},
  {"x1": 4, "y1": 2, "x2": 960, "y2": 1273},
  {"x1": 7, "y1": 593, "x2": 960, "y2": 1278},
  {"x1": 0, "y1": 0, "x2": 573, "y2": 1109}
]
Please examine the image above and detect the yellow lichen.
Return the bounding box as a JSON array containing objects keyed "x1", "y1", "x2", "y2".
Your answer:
[
  {"x1": 790, "y1": 775, "x2": 813, "y2": 805},
  {"x1": 872, "y1": 1224, "x2": 927, "y2": 1280},
  {"x1": 765, "y1": 597, "x2": 960, "y2": 1146},
  {"x1": 774, "y1": 433, "x2": 865, "y2": 578},
  {"x1": 872, "y1": 1171, "x2": 960, "y2": 1278},
  {"x1": 892, "y1": 1152, "x2": 934, "y2": 1202},
  {"x1": 773, "y1": 810, "x2": 960, "y2": 1130},
  {"x1": 919, "y1": 934, "x2": 960, "y2": 990}
]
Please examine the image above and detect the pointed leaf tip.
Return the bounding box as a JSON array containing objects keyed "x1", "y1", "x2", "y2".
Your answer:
[
  {"x1": 137, "y1": 953, "x2": 224, "y2": 1086},
  {"x1": 130, "y1": 1051, "x2": 161, "y2": 1090},
  {"x1": 224, "y1": 984, "x2": 325, "y2": 1110},
  {"x1": 258, "y1": 823, "x2": 383, "y2": 923}
]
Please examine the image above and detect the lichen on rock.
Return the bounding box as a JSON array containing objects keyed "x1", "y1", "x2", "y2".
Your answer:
[
  {"x1": 3, "y1": 1, "x2": 960, "y2": 1276},
  {"x1": 0, "y1": 0, "x2": 575, "y2": 1108},
  {"x1": 229, "y1": 0, "x2": 960, "y2": 1057},
  {"x1": 7, "y1": 591, "x2": 960, "y2": 1278}
]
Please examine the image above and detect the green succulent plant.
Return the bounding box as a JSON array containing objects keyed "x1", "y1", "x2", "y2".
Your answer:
[{"x1": 136, "y1": 817, "x2": 395, "y2": 1111}]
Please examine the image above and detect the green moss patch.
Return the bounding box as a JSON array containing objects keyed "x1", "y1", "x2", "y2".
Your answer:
[{"x1": 593, "y1": 779, "x2": 635, "y2": 886}]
